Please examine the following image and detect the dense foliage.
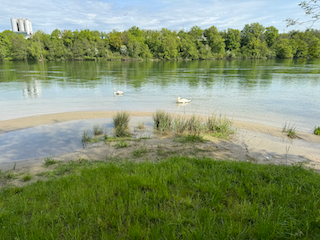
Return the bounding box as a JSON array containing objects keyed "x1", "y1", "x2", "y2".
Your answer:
[{"x1": 1, "y1": 23, "x2": 320, "y2": 61}]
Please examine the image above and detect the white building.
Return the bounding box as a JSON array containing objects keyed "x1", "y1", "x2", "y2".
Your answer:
[{"x1": 11, "y1": 17, "x2": 33, "y2": 39}]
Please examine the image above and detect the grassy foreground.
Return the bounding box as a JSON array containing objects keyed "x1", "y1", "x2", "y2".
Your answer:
[{"x1": 1, "y1": 157, "x2": 320, "y2": 239}]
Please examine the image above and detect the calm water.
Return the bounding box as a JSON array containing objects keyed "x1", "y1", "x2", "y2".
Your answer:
[{"x1": 0, "y1": 59, "x2": 320, "y2": 132}]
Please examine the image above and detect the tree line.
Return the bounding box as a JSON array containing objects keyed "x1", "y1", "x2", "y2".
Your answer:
[{"x1": 0, "y1": 23, "x2": 320, "y2": 61}]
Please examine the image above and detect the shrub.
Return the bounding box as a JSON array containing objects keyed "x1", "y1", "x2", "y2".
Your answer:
[{"x1": 314, "y1": 126, "x2": 320, "y2": 135}]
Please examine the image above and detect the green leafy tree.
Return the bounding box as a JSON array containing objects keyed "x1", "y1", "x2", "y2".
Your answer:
[
  {"x1": 275, "y1": 39, "x2": 293, "y2": 58},
  {"x1": 265, "y1": 26, "x2": 279, "y2": 47},
  {"x1": 203, "y1": 26, "x2": 225, "y2": 56},
  {"x1": 224, "y1": 28, "x2": 241, "y2": 53}
]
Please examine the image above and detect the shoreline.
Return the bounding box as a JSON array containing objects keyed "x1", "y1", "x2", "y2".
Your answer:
[
  {"x1": 0, "y1": 110, "x2": 319, "y2": 176},
  {"x1": 1, "y1": 111, "x2": 319, "y2": 144}
]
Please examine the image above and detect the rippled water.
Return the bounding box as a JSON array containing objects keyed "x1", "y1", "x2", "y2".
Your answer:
[{"x1": 1, "y1": 59, "x2": 320, "y2": 132}]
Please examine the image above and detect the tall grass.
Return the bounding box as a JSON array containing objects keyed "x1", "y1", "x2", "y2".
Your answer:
[
  {"x1": 206, "y1": 114, "x2": 234, "y2": 138},
  {"x1": 92, "y1": 124, "x2": 104, "y2": 136},
  {"x1": 153, "y1": 111, "x2": 234, "y2": 139},
  {"x1": 1, "y1": 156, "x2": 320, "y2": 239},
  {"x1": 113, "y1": 111, "x2": 131, "y2": 137},
  {"x1": 153, "y1": 110, "x2": 172, "y2": 133}
]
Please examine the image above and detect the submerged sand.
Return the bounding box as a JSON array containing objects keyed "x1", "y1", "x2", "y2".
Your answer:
[{"x1": 0, "y1": 111, "x2": 319, "y2": 187}]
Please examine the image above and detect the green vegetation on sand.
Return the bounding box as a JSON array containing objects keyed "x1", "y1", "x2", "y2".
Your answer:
[{"x1": 1, "y1": 156, "x2": 320, "y2": 239}]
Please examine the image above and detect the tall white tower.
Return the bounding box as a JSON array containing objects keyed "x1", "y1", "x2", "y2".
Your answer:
[{"x1": 10, "y1": 17, "x2": 33, "y2": 38}]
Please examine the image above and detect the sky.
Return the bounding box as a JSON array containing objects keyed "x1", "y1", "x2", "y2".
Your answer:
[{"x1": 0, "y1": 0, "x2": 319, "y2": 34}]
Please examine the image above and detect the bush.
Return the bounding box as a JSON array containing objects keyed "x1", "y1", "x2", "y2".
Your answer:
[{"x1": 314, "y1": 126, "x2": 320, "y2": 135}]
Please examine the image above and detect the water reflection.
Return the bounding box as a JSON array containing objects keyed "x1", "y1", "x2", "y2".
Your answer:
[
  {"x1": 23, "y1": 79, "x2": 42, "y2": 98},
  {"x1": 0, "y1": 59, "x2": 320, "y2": 131}
]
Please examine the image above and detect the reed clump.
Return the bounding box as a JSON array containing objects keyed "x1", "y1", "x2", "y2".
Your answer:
[
  {"x1": 205, "y1": 114, "x2": 234, "y2": 138},
  {"x1": 153, "y1": 110, "x2": 234, "y2": 139},
  {"x1": 113, "y1": 111, "x2": 131, "y2": 137},
  {"x1": 92, "y1": 124, "x2": 104, "y2": 136},
  {"x1": 153, "y1": 110, "x2": 172, "y2": 133}
]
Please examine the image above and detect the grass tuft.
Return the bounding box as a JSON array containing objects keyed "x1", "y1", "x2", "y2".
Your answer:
[
  {"x1": 44, "y1": 156, "x2": 58, "y2": 167},
  {"x1": 283, "y1": 122, "x2": 298, "y2": 138},
  {"x1": 132, "y1": 146, "x2": 148, "y2": 157},
  {"x1": 22, "y1": 173, "x2": 32, "y2": 182},
  {"x1": 92, "y1": 124, "x2": 104, "y2": 136},
  {"x1": 115, "y1": 141, "x2": 129, "y2": 148},
  {"x1": 174, "y1": 134, "x2": 206, "y2": 143},
  {"x1": 113, "y1": 111, "x2": 131, "y2": 137},
  {"x1": 314, "y1": 126, "x2": 320, "y2": 135},
  {"x1": 206, "y1": 114, "x2": 234, "y2": 138},
  {"x1": 81, "y1": 130, "x2": 92, "y2": 146},
  {"x1": 153, "y1": 110, "x2": 172, "y2": 133}
]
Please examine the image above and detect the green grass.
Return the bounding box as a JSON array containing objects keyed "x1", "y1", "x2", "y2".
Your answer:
[
  {"x1": 92, "y1": 124, "x2": 104, "y2": 136},
  {"x1": 132, "y1": 146, "x2": 148, "y2": 157},
  {"x1": 22, "y1": 173, "x2": 32, "y2": 182},
  {"x1": 314, "y1": 126, "x2": 320, "y2": 135},
  {"x1": 1, "y1": 156, "x2": 320, "y2": 239},
  {"x1": 282, "y1": 122, "x2": 298, "y2": 138},
  {"x1": 153, "y1": 111, "x2": 234, "y2": 139},
  {"x1": 153, "y1": 110, "x2": 172, "y2": 133},
  {"x1": 5, "y1": 172, "x2": 15, "y2": 180},
  {"x1": 44, "y1": 156, "x2": 58, "y2": 167},
  {"x1": 115, "y1": 141, "x2": 129, "y2": 148},
  {"x1": 174, "y1": 134, "x2": 207, "y2": 143},
  {"x1": 206, "y1": 114, "x2": 234, "y2": 139},
  {"x1": 81, "y1": 130, "x2": 91, "y2": 146},
  {"x1": 113, "y1": 111, "x2": 131, "y2": 137}
]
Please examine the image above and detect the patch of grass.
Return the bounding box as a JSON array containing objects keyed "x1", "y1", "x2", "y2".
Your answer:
[
  {"x1": 5, "y1": 172, "x2": 15, "y2": 180},
  {"x1": 92, "y1": 124, "x2": 104, "y2": 136},
  {"x1": 113, "y1": 111, "x2": 131, "y2": 137},
  {"x1": 206, "y1": 114, "x2": 234, "y2": 139},
  {"x1": 22, "y1": 173, "x2": 32, "y2": 182},
  {"x1": 153, "y1": 110, "x2": 172, "y2": 133},
  {"x1": 314, "y1": 126, "x2": 320, "y2": 135},
  {"x1": 115, "y1": 141, "x2": 129, "y2": 148},
  {"x1": 174, "y1": 134, "x2": 206, "y2": 143},
  {"x1": 132, "y1": 146, "x2": 148, "y2": 157},
  {"x1": 44, "y1": 156, "x2": 58, "y2": 167},
  {"x1": 283, "y1": 122, "x2": 298, "y2": 138},
  {"x1": 1, "y1": 157, "x2": 320, "y2": 239},
  {"x1": 81, "y1": 130, "x2": 91, "y2": 146}
]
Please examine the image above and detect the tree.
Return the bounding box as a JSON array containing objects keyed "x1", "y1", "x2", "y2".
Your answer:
[
  {"x1": 203, "y1": 26, "x2": 225, "y2": 56},
  {"x1": 275, "y1": 39, "x2": 293, "y2": 58},
  {"x1": 223, "y1": 28, "x2": 241, "y2": 53},
  {"x1": 241, "y1": 23, "x2": 265, "y2": 47},
  {"x1": 286, "y1": 0, "x2": 320, "y2": 28},
  {"x1": 265, "y1": 26, "x2": 279, "y2": 47}
]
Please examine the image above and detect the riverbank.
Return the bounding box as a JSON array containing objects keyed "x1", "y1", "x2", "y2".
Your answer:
[{"x1": 0, "y1": 111, "x2": 320, "y2": 185}]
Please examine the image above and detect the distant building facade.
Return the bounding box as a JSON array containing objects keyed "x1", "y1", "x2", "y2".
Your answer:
[{"x1": 10, "y1": 17, "x2": 33, "y2": 39}]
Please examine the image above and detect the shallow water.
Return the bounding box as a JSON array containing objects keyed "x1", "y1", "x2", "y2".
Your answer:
[
  {"x1": 0, "y1": 59, "x2": 320, "y2": 132},
  {"x1": 0, "y1": 117, "x2": 153, "y2": 162}
]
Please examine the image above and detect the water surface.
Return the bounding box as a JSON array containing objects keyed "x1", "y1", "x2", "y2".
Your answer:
[{"x1": 0, "y1": 59, "x2": 319, "y2": 132}]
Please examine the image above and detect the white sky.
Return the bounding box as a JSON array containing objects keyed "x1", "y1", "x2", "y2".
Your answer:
[{"x1": 1, "y1": 0, "x2": 319, "y2": 34}]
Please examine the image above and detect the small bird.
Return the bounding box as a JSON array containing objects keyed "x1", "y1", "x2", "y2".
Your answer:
[
  {"x1": 176, "y1": 97, "x2": 191, "y2": 103},
  {"x1": 114, "y1": 88, "x2": 124, "y2": 95}
]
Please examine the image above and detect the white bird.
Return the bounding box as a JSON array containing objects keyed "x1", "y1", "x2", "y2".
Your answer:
[
  {"x1": 177, "y1": 97, "x2": 191, "y2": 103},
  {"x1": 114, "y1": 88, "x2": 124, "y2": 95}
]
